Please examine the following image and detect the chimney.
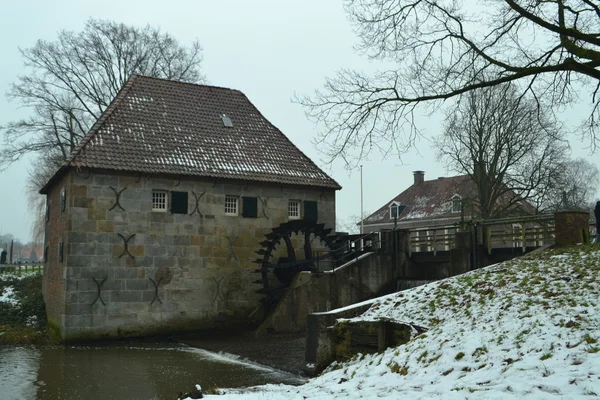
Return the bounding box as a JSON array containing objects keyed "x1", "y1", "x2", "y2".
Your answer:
[{"x1": 413, "y1": 170, "x2": 425, "y2": 185}]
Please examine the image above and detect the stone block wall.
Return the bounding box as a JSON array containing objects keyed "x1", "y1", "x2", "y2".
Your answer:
[{"x1": 43, "y1": 168, "x2": 336, "y2": 341}]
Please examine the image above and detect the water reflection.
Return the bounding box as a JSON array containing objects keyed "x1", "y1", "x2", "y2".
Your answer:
[
  {"x1": 0, "y1": 343, "x2": 303, "y2": 400},
  {"x1": 0, "y1": 346, "x2": 41, "y2": 399}
]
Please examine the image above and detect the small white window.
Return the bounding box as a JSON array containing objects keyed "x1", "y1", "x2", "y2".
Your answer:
[
  {"x1": 152, "y1": 190, "x2": 168, "y2": 212},
  {"x1": 225, "y1": 195, "x2": 238, "y2": 215},
  {"x1": 289, "y1": 200, "x2": 301, "y2": 219}
]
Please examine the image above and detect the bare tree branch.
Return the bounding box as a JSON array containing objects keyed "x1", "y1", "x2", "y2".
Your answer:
[
  {"x1": 435, "y1": 83, "x2": 569, "y2": 218},
  {"x1": 300, "y1": 0, "x2": 600, "y2": 165},
  {"x1": 0, "y1": 18, "x2": 205, "y2": 169}
]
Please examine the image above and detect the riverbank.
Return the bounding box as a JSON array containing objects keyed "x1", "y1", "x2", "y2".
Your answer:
[
  {"x1": 175, "y1": 329, "x2": 308, "y2": 376},
  {"x1": 0, "y1": 271, "x2": 54, "y2": 345}
]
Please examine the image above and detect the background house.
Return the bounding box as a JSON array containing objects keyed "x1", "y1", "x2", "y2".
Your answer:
[
  {"x1": 362, "y1": 171, "x2": 540, "y2": 252},
  {"x1": 41, "y1": 75, "x2": 340, "y2": 341}
]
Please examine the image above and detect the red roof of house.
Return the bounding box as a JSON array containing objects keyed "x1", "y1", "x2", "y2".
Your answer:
[
  {"x1": 364, "y1": 175, "x2": 476, "y2": 225},
  {"x1": 363, "y1": 174, "x2": 538, "y2": 226},
  {"x1": 41, "y1": 75, "x2": 340, "y2": 193}
]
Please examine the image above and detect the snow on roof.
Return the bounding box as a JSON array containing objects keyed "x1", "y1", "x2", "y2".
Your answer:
[{"x1": 42, "y1": 75, "x2": 340, "y2": 193}]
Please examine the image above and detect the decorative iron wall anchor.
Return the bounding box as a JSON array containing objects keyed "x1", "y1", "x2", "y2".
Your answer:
[
  {"x1": 148, "y1": 277, "x2": 164, "y2": 305},
  {"x1": 91, "y1": 277, "x2": 107, "y2": 305},
  {"x1": 258, "y1": 197, "x2": 269, "y2": 219},
  {"x1": 117, "y1": 233, "x2": 136, "y2": 258},
  {"x1": 224, "y1": 235, "x2": 239, "y2": 260},
  {"x1": 212, "y1": 277, "x2": 225, "y2": 303},
  {"x1": 189, "y1": 191, "x2": 205, "y2": 216},
  {"x1": 108, "y1": 186, "x2": 127, "y2": 211}
]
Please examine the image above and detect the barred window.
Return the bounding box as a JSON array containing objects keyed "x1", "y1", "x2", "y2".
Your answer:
[
  {"x1": 289, "y1": 200, "x2": 300, "y2": 219},
  {"x1": 152, "y1": 190, "x2": 168, "y2": 211},
  {"x1": 225, "y1": 195, "x2": 238, "y2": 215}
]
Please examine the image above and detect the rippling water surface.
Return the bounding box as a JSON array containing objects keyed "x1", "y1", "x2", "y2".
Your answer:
[{"x1": 0, "y1": 342, "x2": 303, "y2": 400}]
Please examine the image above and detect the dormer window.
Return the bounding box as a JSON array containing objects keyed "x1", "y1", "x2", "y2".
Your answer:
[
  {"x1": 390, "y1": 201, "x2": 405, "y2": 219},
  {"x1": 451, "y1": 195, "x2": 462, "y2": 213}
]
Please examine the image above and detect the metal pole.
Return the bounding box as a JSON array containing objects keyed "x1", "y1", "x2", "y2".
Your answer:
[{"x1": 360, "y1": 165, "x2": 364, "y2": 235}]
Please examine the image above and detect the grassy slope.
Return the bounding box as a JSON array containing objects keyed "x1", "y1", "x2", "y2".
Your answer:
[{"x1": 218, "y1": 246, "x2": 600, "y2": 399}]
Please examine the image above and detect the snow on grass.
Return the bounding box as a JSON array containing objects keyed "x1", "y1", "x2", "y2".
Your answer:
[
  {"x1": 0, "y1": 286, "x2": 19, "y2": 306},
  {"x1": 215, "y1": 246, "x2": 600, "y2": 399},
  {"x1": 0, "y1": 270, "x2": 42, "y2": 281}
]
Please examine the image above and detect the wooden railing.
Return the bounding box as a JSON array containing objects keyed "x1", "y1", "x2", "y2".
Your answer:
[
  {"x1": 409, "y1": 225, "x2": 458, "y2": 255},
  {"x1": 407, "y1": 214, "x2": 560, "y2": 255}
]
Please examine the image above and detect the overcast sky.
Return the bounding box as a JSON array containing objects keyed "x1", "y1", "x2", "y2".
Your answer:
[{"x1": 0, "y1": 0, "x2": 599, "y2": 243}]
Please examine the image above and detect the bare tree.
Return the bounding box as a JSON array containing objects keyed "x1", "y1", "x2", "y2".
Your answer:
[
  {"x1": 26, "y1": 152, "x2": 63, "y2": 243},
  {"x1": 436, "y1": 83, "x2": 568, "y2": 219},
  {"x1": 1, "y1": 18, "x2": 205, "y2": 167},
  {"x1": 539, "y1": 158, "x2": 600, "y2": 211},
  {"x1": 2, "y1": 19, "x2": 205, "y2": 241},
  {"x1": 299, "y1": 0, "x2": 600, "y2": 166},
  {"x1": 336, "y1": 213, "x2": 370, "y2": 234}
]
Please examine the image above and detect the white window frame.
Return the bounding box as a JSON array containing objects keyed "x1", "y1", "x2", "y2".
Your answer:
[
  {"x1": 390, "y1": 201, "x2": 401, "y2": 219},
  {"x1": 152, "y1": 190, "x2": 168, "y2": 212},
  {"x1": 288, "y1": 200, "x2": 301, "y2": 219},
  {"x1": 225, "y1": 195, "x2": 238, "y2": 216}
]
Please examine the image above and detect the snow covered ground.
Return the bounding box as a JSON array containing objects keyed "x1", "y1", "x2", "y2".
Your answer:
[
  {"x1": 0, "y1": 285, "x2": 19, "y2": 306},
  {"x1": 208, "y1": 246, "x2": 600, "y2": 399}
]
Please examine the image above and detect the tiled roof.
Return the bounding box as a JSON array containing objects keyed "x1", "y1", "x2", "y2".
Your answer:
[
  {"x1": 363, "y1": 175, "x2": 538, "y2": 226},
  {"x1": 364, "y1": 175, "x2": 475, "y2": 225},
  {"x1": 44, "y1": 75, "x2": 340, "y2": 191}
]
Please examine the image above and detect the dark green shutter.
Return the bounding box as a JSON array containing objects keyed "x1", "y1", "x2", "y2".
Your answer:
[
  {"x1": 242, "y1": 197, "x2": 258, "y2": 218},
  {"x1": 44, "y1": 246, "x2": 48, "y2": 263},
  {"x1": 170, "y1": 191, "x2": 189, "y2": 214},
  {"x1": 58, "y1": 242, "x2": 64, "y2": 263},
  {"x1": 304, "y1": 200, "x2": 318, "y2": 221}
]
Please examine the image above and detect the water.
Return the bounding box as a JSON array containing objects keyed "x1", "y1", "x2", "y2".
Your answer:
[{"x1": 0, "y1": 342, "x2": 304, "y2": 400}]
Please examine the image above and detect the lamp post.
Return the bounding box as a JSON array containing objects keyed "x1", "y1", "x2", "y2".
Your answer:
[{"x1": 360, "y1": 165, "x2": 364, "y2": 235}]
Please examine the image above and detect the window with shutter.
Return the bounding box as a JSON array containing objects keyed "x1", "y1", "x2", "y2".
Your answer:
[
  {"x1": 170, "y1": 191, "x2": 189, "y2": 214},
  {"x1": 152, "y1": 190, "x2": 168, "y2": 211},
  {"x1": 288, "y1": 200, "x2": 301, "y2": 219},
  {"x1": 242, "y1": 197, "x2": 258, "y2": 218},
  {"x1": 304, "y1": 200, "x2": 318, "y2": 221}
]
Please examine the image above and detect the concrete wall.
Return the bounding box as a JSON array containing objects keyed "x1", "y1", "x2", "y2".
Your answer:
[
  {"x1": 258, "y1": 251, "x2": 397, "y2": 334},
  {"x1": 43, "y1": 168, "x2": 336, "y2": 341}
]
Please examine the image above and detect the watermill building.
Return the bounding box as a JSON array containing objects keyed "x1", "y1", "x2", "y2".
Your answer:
[{"x1": 40, "y1": 75, "x2": 340, "y2": 341}]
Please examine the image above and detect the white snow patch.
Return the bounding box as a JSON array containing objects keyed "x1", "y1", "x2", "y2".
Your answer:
[{"x1": 0, "y1": 286, "x2": 19, "y2": 306}]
